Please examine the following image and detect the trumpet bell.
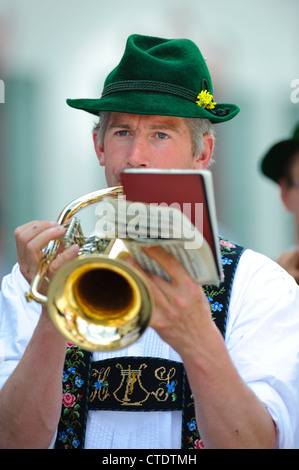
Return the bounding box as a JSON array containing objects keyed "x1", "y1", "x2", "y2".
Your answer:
[{"x1": 47, "y1": 254, "x2": 153, "y2": 352}]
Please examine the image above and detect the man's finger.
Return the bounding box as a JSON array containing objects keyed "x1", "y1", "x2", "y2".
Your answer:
[
  {"x1": 141, "y1": 245, "x2": 190, "y2": 284},
  {"x1": 48, "y1": 244, "x2": 79, "y2": 279}
]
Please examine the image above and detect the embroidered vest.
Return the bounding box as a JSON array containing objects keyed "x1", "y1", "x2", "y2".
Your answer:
[{"x1": 55, "y1": 238, "x2": 243, "y2": 449}]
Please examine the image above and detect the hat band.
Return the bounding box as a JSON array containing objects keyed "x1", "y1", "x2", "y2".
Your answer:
[
  {"x1": 101, "y1": 80, "x2": 198, "y2": 103},
  {"x1": 101, "y1": 80, "x2": 230, "y2": 117}
]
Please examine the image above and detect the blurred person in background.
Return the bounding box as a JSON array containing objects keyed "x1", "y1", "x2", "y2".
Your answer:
[{"x1": 261, "y1": 123, "x2": 299, "y2": 284}]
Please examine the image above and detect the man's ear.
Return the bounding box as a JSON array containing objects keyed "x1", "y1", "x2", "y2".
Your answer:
[
  {"x1": 93, "y1": 132, "x2": 105, "y2": 166},
  {"x1": 279, "y1": 179, "x2": 293, "y2": 212},
  {"x1": 192, "y1": 133, "x2": 214, "y2": 170}
]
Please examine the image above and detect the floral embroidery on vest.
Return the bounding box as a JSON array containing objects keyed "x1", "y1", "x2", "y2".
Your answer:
[{"x1": 56, "y1": 343, "x2": 92, "y2": 449}]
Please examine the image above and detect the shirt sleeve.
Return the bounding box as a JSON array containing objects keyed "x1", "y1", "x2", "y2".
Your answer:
[
  {"x1": 0, "y1": 264, "x2": 41, "y2": 389},
  {"x1": 226, "y1": 249, "x2": 299, "y2": 449}
]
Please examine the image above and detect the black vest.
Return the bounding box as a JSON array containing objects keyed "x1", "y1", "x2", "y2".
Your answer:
[{"x1": 55, "y1": 238, "x2": 244, "y2": 449}]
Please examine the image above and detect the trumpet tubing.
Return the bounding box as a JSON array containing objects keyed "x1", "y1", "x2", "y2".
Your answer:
[{"x1": 25, "y1": 187, "x2": 153, "y2": 352}]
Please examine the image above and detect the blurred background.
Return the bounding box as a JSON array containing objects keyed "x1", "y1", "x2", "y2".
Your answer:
[{"x1": 0, "y1": 0, "x2": 298, "y2": 281}]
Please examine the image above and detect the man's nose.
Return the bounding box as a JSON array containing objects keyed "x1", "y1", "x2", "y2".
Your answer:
[{"x1": 127, "y1": 136, "x2": 150, "y2": 167}]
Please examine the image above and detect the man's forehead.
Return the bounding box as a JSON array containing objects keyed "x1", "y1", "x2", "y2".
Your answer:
[{"x1": 107, "y1": 112, "x2": 187, "y2": 130}]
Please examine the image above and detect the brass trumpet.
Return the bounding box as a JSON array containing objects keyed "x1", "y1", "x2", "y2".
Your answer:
[{"x1": 25, "y1": 187, "x2": 153, "y2": 352}]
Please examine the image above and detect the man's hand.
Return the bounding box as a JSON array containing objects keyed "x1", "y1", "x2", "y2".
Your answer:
[
  {"x1": 15, "y1": 220, "x2": 79, "y2": 287},
  {"x1": 133, "y1": 245, "x2": 213, "y2": 356}
]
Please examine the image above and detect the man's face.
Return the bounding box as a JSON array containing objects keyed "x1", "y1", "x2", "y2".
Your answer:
[
  {"x1": 95, "y1": 112, "x2": 210, "y2": 186},
  {"x1": 282, "y1": 152, "x2": 299, "y2": 217}
]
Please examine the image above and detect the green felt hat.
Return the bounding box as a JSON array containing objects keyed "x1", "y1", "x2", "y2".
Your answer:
[
  {"x1": 67, "y1": 34, "x2": 239, "y2": 124},
  {"x1": 261, "y1": 123, "x2": 299, "y2": 182}
]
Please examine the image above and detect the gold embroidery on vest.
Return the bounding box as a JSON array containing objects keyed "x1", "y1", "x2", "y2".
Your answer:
[
  {"x1": 114, "y1": 363, "x2": 150, "y2": 406},
  {"x1": 89, "y1": 366, "x2": 110, "y2": 402},
  {"x1": 151, "y1": 366, "x2": 177, "y2": 402}
]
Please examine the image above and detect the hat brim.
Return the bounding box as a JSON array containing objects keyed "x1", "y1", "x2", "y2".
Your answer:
[
  {"x1": 261, "y1": 140, "x2": 299, "y2": 182},
  {"x1": 66, "y1": 92, "x2": 239, "y2": 124}
]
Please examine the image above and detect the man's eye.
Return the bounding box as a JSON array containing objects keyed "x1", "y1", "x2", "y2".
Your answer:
[
  {"x1": 116, "y1": 130, "x2": 129, "y2": 136},
  {"x1": 156, "y1": 132, "x2": 168, "y2": 139}
]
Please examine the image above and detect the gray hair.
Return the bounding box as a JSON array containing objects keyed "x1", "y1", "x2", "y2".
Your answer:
[{"x1": 93, "y1": 111, "x2": 215, "y2": 160}]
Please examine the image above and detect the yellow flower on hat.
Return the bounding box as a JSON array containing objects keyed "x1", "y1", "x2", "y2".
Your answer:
[{"x1": 196, "y1": 90, "x2": 217, "y2": 109}]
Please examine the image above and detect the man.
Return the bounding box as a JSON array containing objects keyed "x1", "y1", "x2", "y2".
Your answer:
[
  {"x1": 1, "y1": 34, "x2": 299, "y2": 449},
  {"x1": 261, "y1": 124, "x2": 299, "y2": 283}
]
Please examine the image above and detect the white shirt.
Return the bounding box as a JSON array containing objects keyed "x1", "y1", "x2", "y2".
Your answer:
[{"x1": 1, "y1": 249, "x2": 299, "y2": 449}]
